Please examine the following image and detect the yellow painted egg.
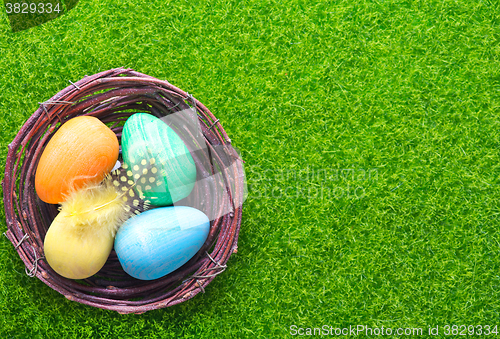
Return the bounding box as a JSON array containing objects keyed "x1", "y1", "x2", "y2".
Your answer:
[
  {"x1": 44, "y1": 205, "x2": 115, "y2": 279},
  {"x1": 44, "y1": 172, "x2": 143, "y2": 280},
  {"x1": 35, "y1": 116, "x2": 119, "y2": 204}
]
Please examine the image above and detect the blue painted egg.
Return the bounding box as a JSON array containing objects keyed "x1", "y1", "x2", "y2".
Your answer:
[
  {"x1": 114, "y1": 206, "x2": 210, "y2": 280},
  {"x1": 121, "y1": 113, "x2": 197, "y2": 206}
]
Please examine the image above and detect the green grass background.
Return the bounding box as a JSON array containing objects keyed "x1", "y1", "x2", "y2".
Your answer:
[{"x1": 1, "y1": 0, "x2": 500, "y2": 337}]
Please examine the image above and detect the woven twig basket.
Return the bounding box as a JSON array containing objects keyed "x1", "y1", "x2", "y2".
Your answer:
[{"x1": 3, "y1": 67, "x2": 245, "y2": 314}]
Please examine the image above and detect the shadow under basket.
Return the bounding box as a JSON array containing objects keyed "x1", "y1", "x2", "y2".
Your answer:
[{"x1": 3, "y1": 68, "x2": 245, "y2": 314}]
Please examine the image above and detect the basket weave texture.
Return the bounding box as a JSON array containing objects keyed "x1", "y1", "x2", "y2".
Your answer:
[{"x1": 3, "y1": 67, "x2": 244, "y2": 314}]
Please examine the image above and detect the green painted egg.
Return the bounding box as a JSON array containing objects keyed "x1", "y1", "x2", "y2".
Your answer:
[{"x1": 121, "y1": 113, "x2": 197, "y2": 206}]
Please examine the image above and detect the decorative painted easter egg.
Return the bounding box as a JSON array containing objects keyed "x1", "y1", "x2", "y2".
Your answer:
[
  {"x1": 44, "y1": 207, "x2": 115, "y2": 279},
  {"x1": 121, "y1": 113, "x2": 196, "y2": 206},
  {"x1": 35, "y1": 116, "x2": 119, "y2": 204},
  {"x1": 44, "y1": 170, "x2": 149, "y2": 280},
  {"x1": 114, "y1": 206, "x2": 210, "y2": 280}
]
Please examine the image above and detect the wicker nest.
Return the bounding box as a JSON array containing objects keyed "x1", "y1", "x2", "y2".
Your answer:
[{"x1": 3, "y1": 67, "x2": 245, "y2": 314}]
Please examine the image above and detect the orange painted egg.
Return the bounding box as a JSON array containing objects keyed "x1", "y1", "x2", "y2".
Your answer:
[{"x1": 35, "y1": 116, "x2": 119, "y2": 204}]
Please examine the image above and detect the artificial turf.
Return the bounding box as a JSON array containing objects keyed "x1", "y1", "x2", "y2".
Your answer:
[{"x1": 1, "y1": 0, "x2": 500, "y2": 337}]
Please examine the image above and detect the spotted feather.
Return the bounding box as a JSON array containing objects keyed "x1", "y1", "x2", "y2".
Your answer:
[{"x1": 108, "y1": 165, "x2": 151, "y2": 215}]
